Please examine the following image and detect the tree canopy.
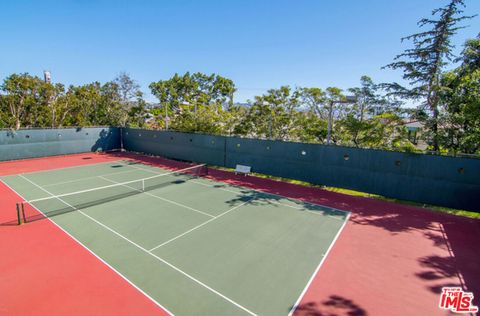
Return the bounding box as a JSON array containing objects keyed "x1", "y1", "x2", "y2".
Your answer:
[{"x1": 383, "y1": 0, "x2": 475, "y2": 151}]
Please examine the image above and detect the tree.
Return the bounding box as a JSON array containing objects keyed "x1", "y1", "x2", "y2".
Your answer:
[
  {"x1": 149, "y1": 72, "x2": 236, "y2": 131},
  {"x1": 383, "y1": 0, "x2": 474, "y2": 151},
  {"x1": 236, "y1": 86, "x2": 301, "y2": 140},
  {"x1": 113, "y1": 72, "x2": 144, "y2": 126},
  {"x1": 62, "y1": 82, "x2": 121, "y2": 127},
  {"x1": 324, "y1": 87, "x2": 348, "y2": 144},
  {"x1": 0, "y1": 73, "x2": 45, "y2": 129},
  {"x1": 0, "y1": 72, "x2": 145, "y2": 129},
  {"x1": 64, "y1": 83, "x2": 94, "y2": 126},
  {"x1": 362, "y1": 113, "x2": 416, "y2": 151},
  {"x1": 344, "y1": 76, "x2": 404, "y2": 147},
  {"x1": 98, "y1": 81, "x2": 124, "y2": 126},
  {"x1": 298, "y1": 87, "x2": 327, "y2": 119},
  {"x1": 440, "y1": 35, "x2": 480, "y2": 154},
  {"x1": 127, "y1": 97, "x2": 149, "y2": 128},
  {"x1": 0, "y1": 94, "x2": 11, "y2": 128},
  {"x1": 114, "y1": 72, "x2": 141, "y2": 105},
  {"x1": 149, "y1": 72, "x2": 236, "y2": 109},
  {"x1": 41, "y1": 82, "x2": 66, "y2": 128},
  {"x1": 170, "y1": 104, "x2": 227, "y2": 134},
  {"x1": 290, "y1": 110, "x2": 328, "y2": 143},
  {"x1": 223, "y1": 105, "x2": 248, "y2": 136},
  {"x1": 348, "y1": 76, "x2": 400, "y2": 121}
]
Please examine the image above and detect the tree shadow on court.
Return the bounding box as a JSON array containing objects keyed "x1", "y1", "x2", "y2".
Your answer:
[
  {"x1": 417, "y1": 255, "x2": 458, "y2": 281},
  {"x1": 345, "y1": 201, "x2": 480, "y2": 303},
  {"x1": 219, "y1": 187, "x2": 348, "y2": 220},
  {"x1": 272, "y1": 181, "x2": 480, "y2": 302},
  {"x1": 211, "y1": 172, "x2": 480, "y2": 307},
  {"x1": 291, "y1": 295, "x2": 367, "y2": 316}
]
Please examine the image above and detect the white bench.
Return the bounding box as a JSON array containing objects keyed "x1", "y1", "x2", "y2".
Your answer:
[{"x1": 235, "y1": 164, "x2": 251, "y2": 176}]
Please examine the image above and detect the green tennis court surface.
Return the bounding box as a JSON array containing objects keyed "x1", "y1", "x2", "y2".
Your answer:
[{"x1": 2, "y1": 160, "x2": 349, "y2": 315}]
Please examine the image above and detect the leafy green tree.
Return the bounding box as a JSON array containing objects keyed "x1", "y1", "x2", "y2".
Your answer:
[
  {"x1": 348, "y1": 76, "x2": 400, "y2": 121},
  {"x1": 440, "y1": 35, "x2": 480, "y2": 154},
  {"x1": 0, "y1": 73, "x2": 46, "y2": 129},
  {"x1": 147, "y1": 106, "x2": 166, "y2": 129},
  {"x1": 338, "y1": 113, "x2": 415, "y2": 151},
  {"x1": 298, "y1": 87, "x2": 327, "y2": 119},
  {"x1": 41, "y1": 82, "x2": 66, "y2": 128},
  {"x1": 149, "y1": 72, "x2": 236, "y2": 131},
  {"x1": 65, "y1": 83, "x2": 101, "y2": 126},
  {"x1": 49, "y1": 86, "x2": 77, "y2": 128},
  {"x1": 233, "y1": 101, "x2": 267, "y2": 138},
  {"x1": 236, "y1": 86, "x2": 301, "y2": 140},
  {"x1": 290, "y1": 110, "x2": 328, "y2": 143},
  {"x1": 324, "y1": 87, "x2": 349, "y2": 144},
  {"x1": 114, "y1": 72, "x2": 141, "y2": 105},
  {"x1": 223, "y1": 105, "x2": 248, "y2": 136},
  {"x1": 383, "y1": 0, "x2": 474, "y2": 151},
  {"x1": 113, "y1": 72, "x2": 144, "y2": 126},
  {"x1": 58, "y1": 81, "x2": 126, "y2": 127},
  {"x1": 127, "y1": 97, "x2": 148, "y2": 128},
  {"x1": 98, "y1": 82, "x2": 124, "y2": 125},
  {"x1": 170, "y1": 104, "x2": 226, "y2": 134},
  {"x1": 0, "y1": 73, "x2": 147, "y2": 129},
  {"x1": 342, "y1": 76, "x2": 404, "y2": 147},
  {"x1": 366, "y1": 113, "x2": 416, "y2": 151},
  {"x1": 0, "y1": 95, "x2": 11, "y2": 128}
]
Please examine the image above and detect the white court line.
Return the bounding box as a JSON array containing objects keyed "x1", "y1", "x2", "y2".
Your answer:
[
  {"x1": 24, "y1": 164, "x2": 205, "y2": 204},
  {"x1": 15, "y1": 159, "x2": 124, "y2": 176},
  {"x1": 149, "y1": 198, "x2": 253, "y2": 252},
  {"x1": 0, "y1": 178, "x2": 174, "y2": 315},
  {"x1": 19, "y1": 174, "x2": 257, "y2": 316},
  {"x1": 36, "y1": 159, "x2": 192, "y2": 190},
  {"x1": 116, "y1": 161, "x2": 349, "y2": 219},
  {"x1": 118, "y1": 161, "x2": 165, "y2": 174},
  {"x1": 287, "y1": 212, "x2": 351, "y2": 316},
  {"x1": 122, "y1": 162, "x2": 352, "y2": 314},
  {"x1": 43, "y1": 168, "x2": 143, "y2": 187},
  {"x1": 189, "y1": 180, "x2": 347, "y2": 220},
  {"x1": 41, "y1": 159, "x2": 172, "y2": 188},
  {"x1": 98, "y1": 176, "x2": 214, "y2": 219}
]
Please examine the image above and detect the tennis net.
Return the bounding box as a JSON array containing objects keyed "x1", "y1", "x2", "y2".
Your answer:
[{"x1": 16, "y1": 164, "x2": 208, "y2": 224}]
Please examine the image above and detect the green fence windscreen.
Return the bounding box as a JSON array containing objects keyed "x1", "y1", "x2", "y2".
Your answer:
[
  {"x1": 0, "y1": 127, "x2": 120, "y2": 161},
  {"x1": 123, "y1": 129, "x2": 480, "y2": 212},
  {"x1": 225, "y1": 137, "x2": 480, "y2": 211},
  {"x1": 122, "y1": 128, "x2": 226, "y2": 167}
]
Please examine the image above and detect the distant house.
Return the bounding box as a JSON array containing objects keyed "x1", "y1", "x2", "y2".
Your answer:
[
  {"x1": 232, "y1": 102, "x2": 250, "y2": 108},
  {"x1": 145, "y1": 102, "x2": 161, "y2": 109},
  {"x1": 403, "y1": 120, "x2": 428, "y2": 150}
]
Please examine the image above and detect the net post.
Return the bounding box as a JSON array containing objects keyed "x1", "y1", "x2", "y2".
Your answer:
[
  {"x1": 142, "y1": 179, "x2": 145, "y2": 192},
  {"x1": 16, "y1": 203, "x2": 21, "y2": 225},
  {"x1": 21, "y1": 203, "x2": 27, "y2": 224}
]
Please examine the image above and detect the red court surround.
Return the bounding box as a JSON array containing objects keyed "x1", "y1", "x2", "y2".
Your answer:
[{"x1": 0, "y1": 153, "x2": 167, "y2": 316}]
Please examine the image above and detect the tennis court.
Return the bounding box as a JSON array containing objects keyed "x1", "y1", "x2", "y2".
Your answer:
[{"x1": 1, "y1": 159, "x2": 349, "y2": 316}]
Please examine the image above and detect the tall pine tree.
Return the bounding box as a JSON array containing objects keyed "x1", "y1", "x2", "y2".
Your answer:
[{"x1": 383, "y1": 0, "x2": 474, "y2": 151}]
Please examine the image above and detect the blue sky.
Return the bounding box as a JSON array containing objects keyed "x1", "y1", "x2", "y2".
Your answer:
[{"x1": 0, "y1": 0, "x2": 478, "y2": 103}]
